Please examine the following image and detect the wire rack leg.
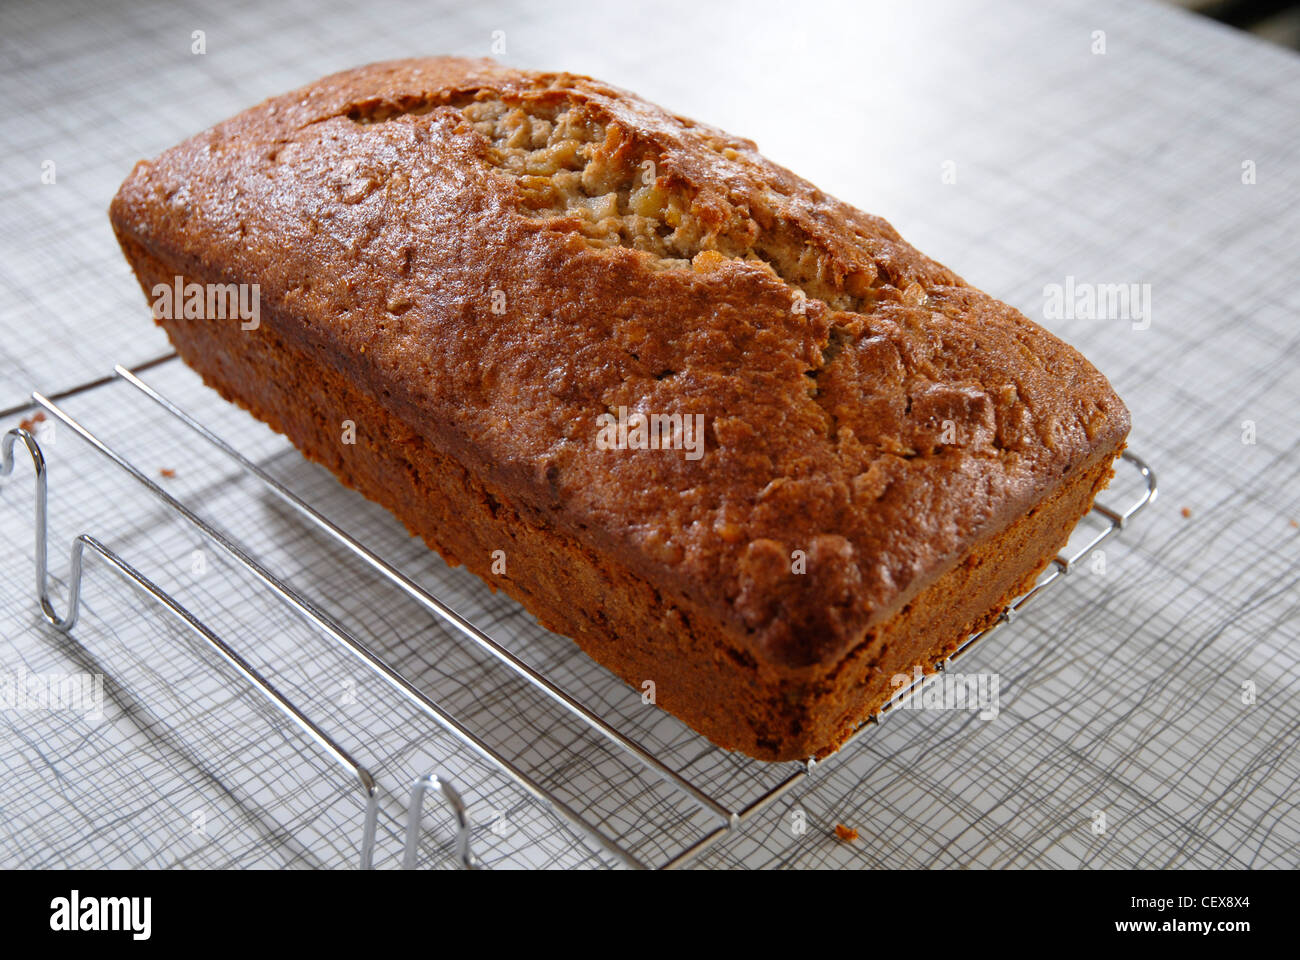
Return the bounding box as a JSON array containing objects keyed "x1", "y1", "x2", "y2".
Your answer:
[{"x1": 402, "y1": 773, "x2": 475, "y2": 870}]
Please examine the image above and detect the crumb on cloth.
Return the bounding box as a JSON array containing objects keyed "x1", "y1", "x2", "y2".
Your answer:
[{"x1": 834, "y1": 824, "x2": 858, "y2": 843}]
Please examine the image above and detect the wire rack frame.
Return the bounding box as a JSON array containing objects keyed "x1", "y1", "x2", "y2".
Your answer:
[
  {"x1": 0, "y1": 425, "x2": 480, "y2": 870},
  {"x1": 1, "y1": 353, "x2": 1158, "y2": 869}
]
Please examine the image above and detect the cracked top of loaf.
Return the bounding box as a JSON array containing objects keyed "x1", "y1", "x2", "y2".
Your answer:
[{"x1": 110, "y1": 57, "x2": 1130, "y2": 670}]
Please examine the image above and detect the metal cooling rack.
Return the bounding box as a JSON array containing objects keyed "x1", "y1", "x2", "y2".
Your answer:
[{"x1": 0, "y1": 353, "x2": 1157, "y2": 869}]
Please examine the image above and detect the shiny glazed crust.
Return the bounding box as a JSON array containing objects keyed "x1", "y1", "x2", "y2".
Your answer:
[{"x1": 110, "y1": 58, "x2": 1131, "y2": 760}]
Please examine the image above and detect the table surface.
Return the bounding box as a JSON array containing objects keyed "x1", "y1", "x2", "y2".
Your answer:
[{"x1": 1, "y1": 0, "x2": 1297, "y2": 869}]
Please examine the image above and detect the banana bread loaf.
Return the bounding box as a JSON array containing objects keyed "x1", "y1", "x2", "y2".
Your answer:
[{"x1": 109, "y1": 57, "x2": 1130, "y2": 761}]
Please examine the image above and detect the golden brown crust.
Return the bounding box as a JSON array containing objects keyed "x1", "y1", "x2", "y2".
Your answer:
[
  {"x1": 110, "y1": 58, "x2": 1130, "y2": 756},
  {"x1": 116, "y1": 232, "x2": 1122, "y2": 760}
]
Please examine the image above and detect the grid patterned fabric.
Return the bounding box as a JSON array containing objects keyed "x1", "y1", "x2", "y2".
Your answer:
[{"x1": 0, "y1": 0, "x2": 1297, "y2": 869}]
